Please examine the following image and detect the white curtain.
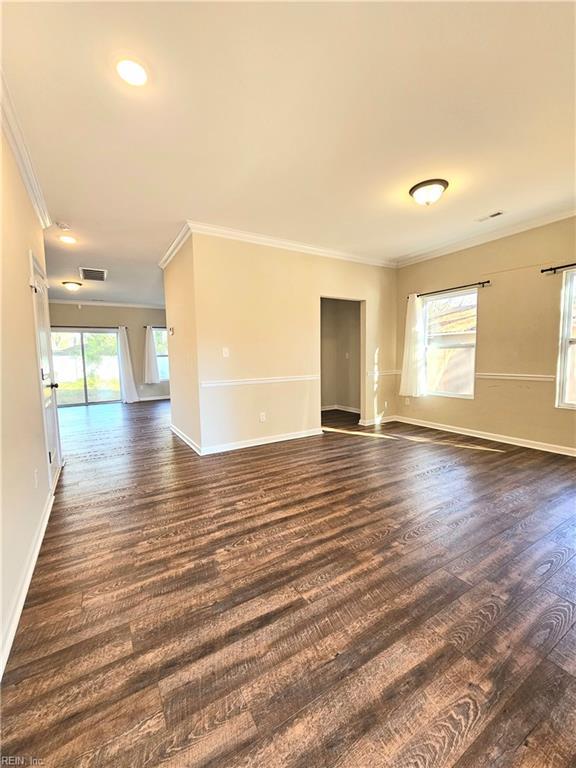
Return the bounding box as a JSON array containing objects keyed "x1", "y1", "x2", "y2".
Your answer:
[
  {"x1": 117, "y1": 326, "x2": 139, "y2": 403},
  {"x1": 143, "y1": 326, "x2": 160, "y2": 384},
  {"x1": 399, "y1": 294, "x2": 427, "y2": 397}
]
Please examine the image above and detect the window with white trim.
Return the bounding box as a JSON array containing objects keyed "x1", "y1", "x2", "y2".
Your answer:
[
  {"x1": 153, "y1": 328, "x2": 170, "y2": 381},
  {"x1": 422, "y1": 289, "x2": 478, "y2": 398},
  {"x1": 556, "y1": 269, "x2": 576, "y2": 408}
]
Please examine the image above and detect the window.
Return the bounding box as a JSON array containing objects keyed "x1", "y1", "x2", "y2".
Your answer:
[
  {"x1": 153, "y1": 328, "x2": 170, "y2": 381},
  {"x1": 422, "y1": 289, "x2": 478, "y2": 398},
  {"x1": 557, "y1": 269, "x2": 576, "y2": 408}
]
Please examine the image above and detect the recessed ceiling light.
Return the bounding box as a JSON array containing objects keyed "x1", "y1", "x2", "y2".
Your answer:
[
  {"x1": 62, "y1": 281, "x2": 82, "y2": 292},
  {"x1": 409, "y1": 179, "x2": 449, "y2": 206},
  {"x1": 59, "y1": 234, "x2": 77, "y2": 244},
  {"x1": 116, "y1": 59, "x2": 148, "y2": 86}
]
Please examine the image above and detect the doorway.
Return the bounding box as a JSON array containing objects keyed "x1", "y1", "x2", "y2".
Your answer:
[
  {"x1": 51, "y1": 329, "x2": 121, "y2": 405},
  {"x1": 320, "y1": 298, "x2": 362, "y2": 427}
]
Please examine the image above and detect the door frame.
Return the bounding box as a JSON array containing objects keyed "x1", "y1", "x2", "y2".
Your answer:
[
  {"x1": 29, "y1": 251, "x2": 63, "y2": 486},
  {"x1": 319, "y1": 296, "x2": 366, "y2": 422},
  {"x1": 50, "y1": 326, "x2": 122, "y2": 406}
]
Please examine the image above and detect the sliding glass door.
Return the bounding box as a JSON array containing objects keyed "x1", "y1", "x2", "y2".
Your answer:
[{"x1": 51, "y1": 329, "x2": 121, "y2": 405}]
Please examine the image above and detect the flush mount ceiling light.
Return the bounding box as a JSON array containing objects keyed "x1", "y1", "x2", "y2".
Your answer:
[
  {"x1": 62, "y1": 281, "x2": 82, "y2": 292},
  {"x1": 409, "y1": 179, "x2": 449, "y2": 206},
  {"x1": 59, "y1": 234, "x2": 77, "y2": 244},
  {"x1": 116, "y1": 59, "x2": 148, "y2": 86}
]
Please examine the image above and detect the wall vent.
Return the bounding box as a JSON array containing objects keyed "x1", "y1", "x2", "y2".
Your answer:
[
  {"x1": 476, "y1": 211, "x2": 505, "y2": 222},
  {"x1": 79, "y1": 267, "x2": 108, "y2": 281}
]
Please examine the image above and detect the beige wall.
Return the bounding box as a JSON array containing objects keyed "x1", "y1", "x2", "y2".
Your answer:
[
  {"x1": 1, "y1": 132, "x2": 51, "y2": 669},
  {"x1": 48, "y1": 303, "x2": 169, "y2": 400},
  {"x1": 165, "y1": 219, "x2": 574, "y2": 454},
  {"x1": 321, "y1": 298, "x2": 361, "y2": 410},
  {"x1": 396, "y1": 216, "x2": 576, "y2": 449},
  {"x1": 165, "y1": 233, "x2": 397, "y2": 450},
  {"x1": 164, "y1": 236, "x2": 201, "y2": 446}
]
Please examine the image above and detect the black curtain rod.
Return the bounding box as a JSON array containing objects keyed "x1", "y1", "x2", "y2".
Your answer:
[
  {"x1": 143, "y1": 325, "x2": 167, "y2": 329},
  {"x1": 411, "y1": 280, "x2": 491, "y2": 299},
  {"x1": 541, "y1": 262, "x2": 576, "y2": 275},
  {"x1": 52, "y1": 325, "x2": 120, "y2": 330}
]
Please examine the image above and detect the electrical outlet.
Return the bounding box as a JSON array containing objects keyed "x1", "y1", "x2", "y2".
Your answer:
[
  {"x1": 222, "y1": 347, "x2": 230, "y2": 358},
  {"x1": 259, "y1": 412, "x2": 266, "y2": 423},
  {"x1": 404, "y1": 397, "x2": 410, "y2": 405}
]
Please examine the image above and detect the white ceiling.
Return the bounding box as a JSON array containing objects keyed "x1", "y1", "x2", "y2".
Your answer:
[{"x1": 3, "y1": 2, "x2": 575, "y2": 306}]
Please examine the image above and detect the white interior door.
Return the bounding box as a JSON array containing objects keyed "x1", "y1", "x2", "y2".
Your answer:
[{"x1": 32, "y1": 263, "x2": 62, "y2": 488}]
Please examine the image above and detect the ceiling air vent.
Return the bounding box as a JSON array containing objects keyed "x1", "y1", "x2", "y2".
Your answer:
[
  {"x1": 79, "y1": 267, "x2": 108, "y2": 281},
  {"x1": 476, "y1": 211, "x2": 505, "y2": 222}
]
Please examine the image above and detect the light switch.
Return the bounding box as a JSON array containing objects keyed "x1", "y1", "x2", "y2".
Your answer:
[{"x1": 222, "y1": 347, "x2": 230, "y2": 358}]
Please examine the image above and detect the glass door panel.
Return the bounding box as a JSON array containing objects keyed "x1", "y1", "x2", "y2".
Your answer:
[
  {"x1": 83, "y1": 332, "x2": 121, "y2": 403},
  {"x1": 51, "y1": 331, "x2": 86, "y2": 404},
  {"x1": 51, "y1": 329, "x2": 121, "y2": 405}
]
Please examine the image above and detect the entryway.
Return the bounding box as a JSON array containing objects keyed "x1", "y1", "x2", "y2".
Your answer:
[{"x1": 320, "y1": 297, "x2": 362, "y2": 427}]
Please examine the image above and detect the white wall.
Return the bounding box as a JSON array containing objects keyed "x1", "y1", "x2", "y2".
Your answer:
[{"x1": 1, "y1": 132, "x2": 52, "y2": 673}]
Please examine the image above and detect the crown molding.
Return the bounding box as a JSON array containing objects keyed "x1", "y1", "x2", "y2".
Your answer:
[
  {"x1": 158, "y1": 220, "x2": 396, "y2": 269},
  {"x1": 49, "y1": 299, "x2": 165, "y2": 309},
  {"x1": 158, "y1": 222, "x2": 193, "y2": 269},
  {"x1": 159, "y1": 210, "x2": 575, "y2": 273},
  {"x1": 187, "y1": 220, "x2": 396, "y2": 267},
  {"x1": 1, "y1": 71, "x2": 51, "y2": 229},
  {"x1": 397, "y1": 208, "x2": 576, "y2": 268}
]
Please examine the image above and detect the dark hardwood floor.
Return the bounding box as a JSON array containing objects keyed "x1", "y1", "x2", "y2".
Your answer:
[{"x1": 2, "y1": 402, "x2": 576, "y2": 767}]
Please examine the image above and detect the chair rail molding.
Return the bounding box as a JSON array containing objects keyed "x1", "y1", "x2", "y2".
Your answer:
[
  {"x1": 200, "y1": 375, "x2": 319, "y2": 388},
  {"x1": 476, "y1": 372, "x2": 555, "y2": 381}
]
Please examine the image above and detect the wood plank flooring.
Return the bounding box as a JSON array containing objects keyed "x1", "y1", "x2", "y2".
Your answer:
[{"x1": 2, "y1": 402, "x2": 576, "y2": 767}]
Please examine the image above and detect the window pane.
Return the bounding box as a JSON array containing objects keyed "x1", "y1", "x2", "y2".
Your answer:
[
  {"x1": 564, "y1": 343, "x2": 576, "y2": 405},
  {"x1": 426, "y1": 292, "x2": 477, "y2": 337},
  {"x1": 153, "y1": 329, "x2": 168, "y2": 355},
  {"x1": 426, "y1": 346, "x2": 475, "y2": 396},
  {"x1": 571, "y1": 286, "x2": 576, "y2": 339},
  {"x1": 424, "y1": 291, "x2": 477, "y2": 396},
  {"x1": 51, "y1": 331, "x2": 85, "y2": 405},
  {"x1": 157, "y1": 356, "x2": 170, "y2": 381},
  {"x1": 83, "y1": 332, "x2": 121, "y2": 402}
]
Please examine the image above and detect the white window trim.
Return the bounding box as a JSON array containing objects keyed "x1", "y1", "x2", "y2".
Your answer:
[
  {"x1": 422, "y1": 288, "x2": 478, "y2": 400},
  {"x1": 153, "y1": 327, "x2": 170, "y2": 382},
  {"x1": 556, "y1": 269, "x2": 576, "y2": 410}
]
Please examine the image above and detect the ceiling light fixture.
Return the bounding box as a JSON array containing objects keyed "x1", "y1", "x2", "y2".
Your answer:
[
  {"x1": 409, "y1": 179, "x2": 449, "y2": 206},
  {"x1": 59, "y1": 234, "x2": 77, "y2": 244},
  {"x1": 62, "y1": 281, "x2": 82, "y2": 292},
  {"x1": 116, "y1": 59, "x2": 148, "y2": 86}
]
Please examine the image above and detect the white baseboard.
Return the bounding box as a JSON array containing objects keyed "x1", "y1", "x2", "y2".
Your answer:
[
  {"x1": 171, "y1": 423, "x2": 323, "y2": 456},
  {"x1": 321, "y1": 405, "x2": 361, "y2": 414},
  {"x1": 1, "y1": 465, "x2": 61, "y2": 679},
  {"x1": 173, "y1": 414, "x2": 575, "y2": 458},
  {"x1": 170, "y1": 424, "x2": 202, "y2": 455},
  {"x1": 139, "y1": 395, "x2": 170, "y2": 401},
  {"x1": 359, "y1": 415, "x2": 397, "y2": 426},
  {"x1": 379, "y1": 415, "x2": 575, "y2": 457}
]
